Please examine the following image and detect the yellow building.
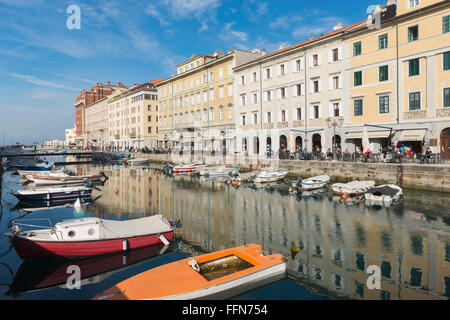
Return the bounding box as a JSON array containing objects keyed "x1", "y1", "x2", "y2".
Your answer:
[
  {"x1": 107, "y1": 80, "x2": 162, "y2": 150},
  {"x1": 343, "y1": 0, "x2": 450, "y2": 157},
  {"x1": 157, "y1": 50, "x2": 261, "y2": 158}
]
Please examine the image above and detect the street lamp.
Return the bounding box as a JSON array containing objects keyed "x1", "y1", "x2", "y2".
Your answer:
[{"x1": 326, "y1": 117, "x2": 344, "y2": 159}]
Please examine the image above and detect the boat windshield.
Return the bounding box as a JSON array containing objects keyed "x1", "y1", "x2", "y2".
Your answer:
[{"x1": 198, "y1": 255, "x2": 254, "y2": 281}]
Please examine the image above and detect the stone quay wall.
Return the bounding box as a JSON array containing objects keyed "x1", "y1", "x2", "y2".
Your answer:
[{"x1": 134, "y1": 153, "x2": 450, "y2": 193}]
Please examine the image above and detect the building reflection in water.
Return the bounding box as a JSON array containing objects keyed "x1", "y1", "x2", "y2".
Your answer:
[{"x1": 73, "y1": 165, "x2": 449, "y2": 300}]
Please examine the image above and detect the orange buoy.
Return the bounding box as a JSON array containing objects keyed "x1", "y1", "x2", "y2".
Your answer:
[
  {"x1": 114, "y1": 187, "x2": 119, "y2": 196},
  {"x1": 342, "y1": 193, "x2": 348, "y2": 200}
]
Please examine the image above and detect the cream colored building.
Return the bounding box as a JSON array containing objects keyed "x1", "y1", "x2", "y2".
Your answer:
[
  {"x1": 157, "y1": 50, "x2": 261, "y2": 160},
  {"x1": 107, "y1": 81, "x2": 161, "y2": 150},
  {"x1": 343, "y1": 0, "x2": 450, "y2": 156}
]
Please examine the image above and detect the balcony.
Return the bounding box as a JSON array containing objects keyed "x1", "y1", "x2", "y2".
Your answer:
[
  {"x1": 277, "y1": 122, "x2": 289, "y2": 129},
  {"x1": 263, "y1": 123, "x2": 274, "y2": 130}
]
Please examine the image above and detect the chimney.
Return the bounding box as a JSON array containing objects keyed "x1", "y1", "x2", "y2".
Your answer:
[
  {"x1": 279, "y1": 43, "x2": 285, "y2": 50},
  {"x1": 250, "y1": 49, "x2": 261, "y2": 55},
  {"x1": 214, "y1": 50, "x2": 225, "y2": 58},
  {"x1": 333, "y1": 23, "x2": 343, "y2": 31},
  {"x1": 261, "y1": 49, "x2": 266, "y2": 56}
]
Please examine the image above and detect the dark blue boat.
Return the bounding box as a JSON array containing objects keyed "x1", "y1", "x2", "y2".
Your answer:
[{"x1": 13, "y1": 186, "x2": 93, "y2": 203}]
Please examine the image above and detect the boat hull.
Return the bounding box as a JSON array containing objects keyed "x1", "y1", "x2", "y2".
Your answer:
[
  {"x1": 94, "y1": 243, "x2": 287, "y2": 300},
  {"x1": 11, "y1": 231, "x2": 174, "y2": 259},
  {"x1": 13, "y1": 189, "x2": 93, "y2": 203}
]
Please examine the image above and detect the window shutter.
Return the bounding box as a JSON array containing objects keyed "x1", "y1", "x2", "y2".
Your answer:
[
  {"x1": 318, "y1": 54, "x2": 322, "y2": 65},
  {"x1": 301, "y1": 107, "x2": 305, "y2": 120},
  {"x1": 328, "y1": 50, "x2": 332, "y2": 63},
  {"x1": 278, "y1": 88, "x2": 281, "y2": 100},
  {"x1": 338, "y1": 75, "x2": 343, "y2": 89},
  {"x1": 318, "y1": 105, "x2": 322, "y2": 119},
  {"x1": 329, "y1": 103, "x2": 333, "y2": 117},
  {"x1": 338, "y1": 47, "x2": 342, "y2": 61},
  {"x1": 318, "y1": 79, "x2": 322, "y2": 92},
  {"x1": 310, "y1": 106, "x2": 314, "y2": 120},
  {"x1": 329, "y1": 77, "x2": 333, "y2": 91},
  {"x1": 309, "y1": 56, "x2": 313, "y2": 68}
]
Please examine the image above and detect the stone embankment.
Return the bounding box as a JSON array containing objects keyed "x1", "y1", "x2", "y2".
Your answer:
[{"x1": 133, "y1": 153, "x2": 450, "y2": 193}]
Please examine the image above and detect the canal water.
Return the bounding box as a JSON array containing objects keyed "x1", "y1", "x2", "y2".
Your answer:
[{"x1": 0, "y1": 162, "x2": 449, "y2": 300}]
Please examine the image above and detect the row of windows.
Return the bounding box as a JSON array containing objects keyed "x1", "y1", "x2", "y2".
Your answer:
[
  {"x1": 353, "y1": 53, "x2": 449, "y2": 87},
  {"x1": 353, "y1": 15, "x2": 450, "y2": 56},
  {"x1": 353, "y1": 88, "x2": 450, "y2": 116},
  {"x1": 160, "y1": 106, "x2": 233, "y2": 126},
  {"x1": 165, "y1": 64, "x2": 233, "y2": 97},
  {"x1": 240, "y1": 102, "x2": 342, "y2": 125}
]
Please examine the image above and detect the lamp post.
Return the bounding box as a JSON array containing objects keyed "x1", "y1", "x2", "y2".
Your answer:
[{"x1": 326, "y1": 117, "x2": 344, "y2": 160}]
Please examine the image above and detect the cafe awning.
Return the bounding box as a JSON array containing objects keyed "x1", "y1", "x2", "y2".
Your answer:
[
  {"x1": 345, "y1": 130, "x2": 392, "y2": 139},
  {"x1": 398, "y1": 129, "x2": 426, "y2": 142}
]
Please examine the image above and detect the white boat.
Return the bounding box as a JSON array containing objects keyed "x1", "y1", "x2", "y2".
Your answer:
[
  {"x1": 17, "y1": 169, "x2": 66, "y2": 178},
  {"x1": 24, "y1": 172, "x2": 106, "y2": 186},
  {"x1": 332, "y1": 181, "x2": 375, "y2": 196},
  {"x1": 198, "y1": 167, "x2": 240, "y2": 178},
  {"x1": 127, "y1": 158, "x2": 150, "y2": 166},
  {"x1": 253, "y1": 171, "x2": 288, "y2": 183},
  {"x1": 364, "y1": 184, "x2": 403, "y2": 206},
  {"x1": 292, "y1": 175, "x2": 330, "y2": 191}
]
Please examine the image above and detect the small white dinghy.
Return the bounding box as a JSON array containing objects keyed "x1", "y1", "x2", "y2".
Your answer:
[
  {"x1": 364, "y1": 184, "x2": 403, "y2": 206},
  {"x1": 127, "y1": 158, "x2": 150, "y2": 166},
  {"x1": 292, "y1": 175, "x2": 330, "y2": 191},
  {"x1": 253, "y1": 171, "x2": 288, "y2": 183},
  {"x1": 332, "y1": 181, "x2": 375, "y2": 196}
]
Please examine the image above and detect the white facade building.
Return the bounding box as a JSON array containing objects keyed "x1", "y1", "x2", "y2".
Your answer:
[
  {"x1": 65, "y1": 126, "x2": 76, "y2": 146},
  {"x1": 233, "y1": 23, "x2": 361, "y2": 161}
]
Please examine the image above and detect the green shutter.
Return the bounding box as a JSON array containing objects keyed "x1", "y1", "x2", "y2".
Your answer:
[
  {"x1": 379, "y1": 66, "x2": 388, "y2": 82},
  {"x1": 444, "y1": 52, "x2": 450, "y2": 71},
  {"x1": 354, "y1": 71, "x2": 362, "y2": 86},
  {"x1": 444, "y1": 88, "x2": 450, "y2": 108},
  {"x1": 444, "y1": 16, "x2": 450, "y2": 33},
  {"x1": 409, "y1": 59, "x2": 420, "y2": 76}
]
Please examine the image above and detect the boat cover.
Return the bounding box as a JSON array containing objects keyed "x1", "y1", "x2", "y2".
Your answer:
[
  {"x1": 365, "y1": 186, "x2": 400, "y2": 197},
  {"x1": 100, "y1": 215, "x2": 172, "y2": 239}
]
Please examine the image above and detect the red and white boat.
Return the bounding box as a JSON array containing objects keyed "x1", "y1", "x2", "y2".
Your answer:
[
  {"x1": 172, "y1": 164, "x2": 206, "y2": 175},
  {"x1": 6, "y1": 214, "x2": 174, "y2": 259}
]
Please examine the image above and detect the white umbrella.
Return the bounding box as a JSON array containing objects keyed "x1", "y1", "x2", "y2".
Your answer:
[{"x1": 362, "y1": 127, "x2": 370, "y2": 153}]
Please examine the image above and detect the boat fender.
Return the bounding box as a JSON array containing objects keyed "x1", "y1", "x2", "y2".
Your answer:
[
  {"x1": 158, "y1": 234, "x2": 170, "y2": 246},
  {"x1": 122, "y1": 238, "x2": 128, "y2": 252},
  {"x1": 188, "y1": 259, "x2": 200, "y2": 272},
  {"x1": 12, "y1": 224, "x2": 21, "y2": 235}
]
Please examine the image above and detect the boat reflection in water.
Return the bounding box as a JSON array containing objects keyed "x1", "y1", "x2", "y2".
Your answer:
[{"x1": 5, "y1": 243, "x2": 173, "y2": 298}]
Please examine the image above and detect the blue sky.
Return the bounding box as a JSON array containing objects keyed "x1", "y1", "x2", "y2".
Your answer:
[{"x1": 0, "y1": 0, "x2": 380, "y2": 144}]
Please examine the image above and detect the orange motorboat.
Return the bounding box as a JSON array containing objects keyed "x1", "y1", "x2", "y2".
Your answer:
[{"x1": 94, "y1": 243, "x2": 287, "y2": 300}]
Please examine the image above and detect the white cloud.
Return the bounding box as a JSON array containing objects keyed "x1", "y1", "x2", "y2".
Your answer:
[
  {"x1": 256, "y1": 2, "x2": 269, "y2": 15},
  {"x1": 219, "y1": 22, "x2": 249, "y2": 43},
  {"x1": 145, "y1": 4, "x2": 170, "y2": 26},
  {"x1": 10, "y1": 73, "x2": 79, "y2": 91},
  {"x1": 159, "y1": 0, "x2": 222, "y2": 19}
]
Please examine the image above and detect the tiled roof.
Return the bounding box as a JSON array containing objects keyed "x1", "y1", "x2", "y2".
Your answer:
[
  {"x1": 147, "y1": 78, "x2": 166, "y2": 85},
  {"x1": 236, "y1": 19, "x2": 366, "y2": 69}
]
